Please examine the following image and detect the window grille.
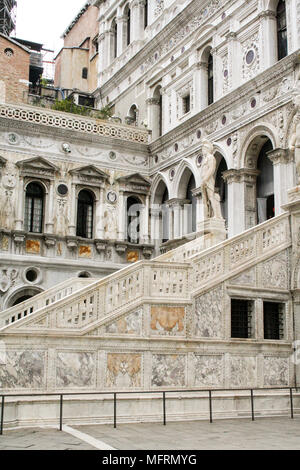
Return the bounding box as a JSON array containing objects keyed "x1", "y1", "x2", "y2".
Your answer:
[
  {"x1": 231, "y1": 299, "x2": 253, "y2": 338},
  {"x1": 76, "y1": 190, "x2": 94, "y2": 239},
  {"x1": 263, "y1": 302, "x2": 284, "y2": 340}
]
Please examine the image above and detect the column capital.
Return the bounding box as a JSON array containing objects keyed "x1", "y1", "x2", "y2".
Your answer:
[
  {"x1": 267, "y1": 147, "x2": 292, "y2": 165},
  {"x1": 259, "y1": 9, "x2": 276, "y2": 20},
  {"x1": 239, "y1": 168, "x2": 260, "y2": 183},
  {"x1": 222, "y1": 169, "x2": 241, "y2": 184},
  {"x1": 146, "y1": 97, "x2": 160, "y2": 106},
  {"x1": 166, "y1": 197, "x2": 190, "y2": 207}
]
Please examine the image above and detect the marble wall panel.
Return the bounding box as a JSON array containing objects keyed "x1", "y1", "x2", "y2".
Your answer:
[
  {"x1": 261, "y1": 251, "x2": 289, "y2": 289},
  {"x1": 194, "y1": 355, "x2": 224, "y2": 387},
  {"x1": 106, "y1": 353, "x2": 142, "y2": 388},
  {"x1": 105, "y1": 310, "x2": 142, "y2": 335},
  {"x1": 0, "y1": 350, "x2": 45, "y2": 389},
  {"x1": 194, "y1": 287, "x2": 223, "y2": 338},
  {"x1": 263, "y1": 356, "x2": 289, "y2": 386},
  {"x1": 151, "y1": 354, "x2": 186, "y2": 387},
  {"x1": 56, "y1": 352, "x2": 96, "y2": 388},
  {"x1": 230, "y1": 355, "x2": 257, "y2": 388},
  {"x1": 150, "y1": 306, "x2": 185, "y2": 336}
]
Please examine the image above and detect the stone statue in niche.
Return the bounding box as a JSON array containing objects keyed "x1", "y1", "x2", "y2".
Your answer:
[
  {"x1": 0, "y1": 163, "x2": 17, "y2": 230},
  {"x1": 54, "y1": 198, "x2": 69, "y2": 236},
  {"x1": 103, "y1": 206, "x2": 117, "y2": 240},
  {"x1": 200, "y1": 139, "x2": 223, "y2": 219},
  {"x1": 289, "y1": 93, "x2": 300, "y2": 183}
]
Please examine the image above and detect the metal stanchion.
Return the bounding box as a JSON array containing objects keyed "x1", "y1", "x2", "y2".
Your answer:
[
  {"x1": 250, "y1": 389, "x2": 255, "y2": 421},
  {"x1": 0, "y1": 396, "x2": 4, "y2": 435},
  {"x1": 209, "y1": 390, "x2": 213, "y2": 423},
  {"x1": 163, "y1": 392, "x2": 166, "y2": 426},
  {"x1": 114, "y1": 393, "x2": 117, "y2": 429},
  {"x1": 59, "y1": 394, "x2": 63, "y2": 431}
]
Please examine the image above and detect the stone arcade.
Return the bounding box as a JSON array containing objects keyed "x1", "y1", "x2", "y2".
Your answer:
[{"x1": 0, "y1": 0, "x2": 300, "y2": 426}]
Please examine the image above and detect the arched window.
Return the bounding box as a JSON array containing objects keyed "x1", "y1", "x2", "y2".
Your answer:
[
  {"x1": 76, "y1": 190, "x2": 94, "y2": 239},
  {"x1": 127, "y1": 196, "x2": 141, "y2": 243},
  {"x1": 112, "y1": 18, "x2": 118, "y2": 59},
  {"x1": 25, "y1": 182, "x2": 44, "y2": 233},
  {"x1": 161, "y1": 186, "x2": 169, "y2": 242},
  {"x1": 186, "y1": 174, "x2": 196, "y2": 233},
  {"x1": 207, "y1": 52, "x2": 214, "y2": 105},
  {"x1": 257, "y1": 140, "x2": 274, "y2": 223},
  {"x1": 126, "y1": 7, "x2": 131, "y2": 46},
  {"x1": 215, "y1": 156, "x2": 228, "y2": 225},
  {"x1": 277, "y1": 0, "x2": 287, "y2": 61},
  {"x1": 82, "y1": 67, "x2": 88, "y2": 79},
  {"x1": 144, "y1": 0, "x2": 148, "y2": 29},
  {"x1": 128, "y1": 104, "x2": 138, "y2": 125}
]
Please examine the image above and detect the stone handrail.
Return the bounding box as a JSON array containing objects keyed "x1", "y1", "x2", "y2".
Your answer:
[
  {"x1": 0, "y1": 103, "x2": 149, "y2": 144},
  {"x1": 0, "y1": 261, "x2": 190, "y2": 331},
  {"x1": 155, "y1": 234, "x2": 212, "y2": 263},
  {"x1": 190, "y1": 213, "x2": 291, "y2": 294},
  {"x1": 0, "y1": 277, "x2": 97, "y2": 328}
]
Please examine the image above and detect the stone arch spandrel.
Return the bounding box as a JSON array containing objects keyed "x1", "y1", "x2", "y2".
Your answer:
[
  {"x1": 173, "y1": 160, "x2": 199, "y2": 199},
  {"x1": 150, "y1": 173, "x2": 170, "y2": 205}
]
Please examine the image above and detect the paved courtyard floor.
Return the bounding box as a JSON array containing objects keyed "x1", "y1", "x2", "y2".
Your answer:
[{"x1": 0, "y1": 416, "x2": 299, "y2": 450}]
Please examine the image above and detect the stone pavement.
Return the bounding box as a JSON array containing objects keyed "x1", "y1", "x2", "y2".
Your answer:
[{"x1": 0, "y1": 416, "x2": 300, "y2": 450}]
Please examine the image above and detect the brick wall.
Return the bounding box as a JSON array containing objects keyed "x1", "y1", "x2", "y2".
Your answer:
[
  {"x1": 63, "y1": 5, "x2": 99, "y2": 55},
  {"x1": 0, "y1": 36, "x2": 30, "y2": 104}
]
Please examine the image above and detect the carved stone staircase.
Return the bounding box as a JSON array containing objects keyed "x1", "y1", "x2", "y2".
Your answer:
[{"x1": 0, "y1": 212, "x2": 291, "y2": 334}]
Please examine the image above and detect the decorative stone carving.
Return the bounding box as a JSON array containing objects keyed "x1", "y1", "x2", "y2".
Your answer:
[
  {"x1": 229, "y1": 267, "x2": 256, "y2": 286},
  {"x1": 230, "y1": 356, "x2": 257, "y2": 388},
  {"x1": 200, "y1": 139, "x2": 223, "y2": 219},
  {"x1": 194, "y1": 355, "x2": 224, "y2": 387},
  {"x1": 194, "y1": 287, "x2": 223, "y2": 338},
  {"x1": 106, "y1": 353, "x2": 142, "y2": 388},
  {"x1": 105, "y1": 310, "x2": 142, "y2": 335},
  {"x1": 151, "y1": 354, "x2": 186, "y2": 387},
  {"x1": 289, "y1": 93, "x2": 300, "y2": 182},
  {"x1": 0, "y1": 268, "x2": 18, "y2": 293},
  {"x1": 56, "y1": 352, "x2": 95, "y2": 388},
  {"x1": 261, "y1": 251, "x2": 288, "y2": 289},
  {"x1": 103, "y1": 206, "x2": 117, "y2": 240},
  {"x1": 150, "y1": 306, "x2": 185, "y2": 336},
  {"x1": 263, "y1": 356, "x2": 289, "y2": 386},
  {"x1": 0, "y1": 350, "x2": 45, "y2": 389},
  {"x1": 54, "y1": 198, "x2": 69, "y2": 237},
  {"x1": 0, "y1": 163, "x2": 17, "y2": 230}
]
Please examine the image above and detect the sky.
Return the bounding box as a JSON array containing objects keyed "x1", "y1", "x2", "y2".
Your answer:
[{"x1": 15, "y1": 0, "x2": 87, "y2": 54}]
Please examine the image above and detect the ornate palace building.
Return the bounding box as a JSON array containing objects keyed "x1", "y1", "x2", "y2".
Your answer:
[{"x1": 0, "y1": 0, "x2": 300, "y2": 426}]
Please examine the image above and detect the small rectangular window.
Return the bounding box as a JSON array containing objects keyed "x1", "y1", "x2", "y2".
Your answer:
[
  {"x1": 263, "y1": 302, "x2": 284, "y2": 340},
  {"x1": 182, "y1": 94, "x2": 190, "y2": 114},
  {"x1": 231, "y1": 299, "x2": 253, "y2": 338}
]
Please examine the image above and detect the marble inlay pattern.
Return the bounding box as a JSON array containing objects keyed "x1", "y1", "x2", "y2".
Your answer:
[
  {"x1": 194, "y1": 355, "x2": 224, "y2": 387},
  {"x1": 230, "y1": 356, "x2": 257, "y2": 388},
  {"x1": 151, "y1": 354, "x2": 186, "y2": 387},
  {"x1": 105, "y1": 310, "x2": 142, "y2": 335},
  {"x1": 0, "y1": 350, "x2": 45, "y2": 389},
  {"x1": 263, "y1": 356, "x2": 289, "y2": 386},
  {"x1": 56, "y1": 352, "x2": 96, "y2": 388},
  {"x1": 150, "y1": 306, "x2": 185, "y2": 336},
  {"x1": 194, "y1": 287, "x2": 223, "y2": 338},
  {"x1": 106, "y1": 353, "x2": 142, "y2": 388}
]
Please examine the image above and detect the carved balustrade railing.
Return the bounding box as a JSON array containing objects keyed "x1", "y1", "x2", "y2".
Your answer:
[
  {"x1": 190, "y1": 213, "x2": 291, "y2": 294},
  {"x1": 0, "y1": 103, "x2": 150, "y2": 144},
  {"x1": 0, "y1": 278, "x2": 96, "y2": 328},
  {"x1": 156, "y1": 235, "x2": 211, "y2": 263},
  {"x1": 0, "y1": 261, "x2": 190, "y2": 331}
]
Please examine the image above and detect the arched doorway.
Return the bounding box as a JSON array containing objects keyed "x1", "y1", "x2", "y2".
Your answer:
[{"x1": 7, "y1": 286, "x2": 44, "y2": 309}]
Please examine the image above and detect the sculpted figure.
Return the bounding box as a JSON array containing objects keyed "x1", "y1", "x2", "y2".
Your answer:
[
  {"x1": 103, "y1": 206, "x2": 117, "y2": 240},
  {"x1": 200, "y1": 139, "x2": 223, "y2": 219},
  {"x1": 289, "y1": 94, "x2": 300, "y2": 183}
]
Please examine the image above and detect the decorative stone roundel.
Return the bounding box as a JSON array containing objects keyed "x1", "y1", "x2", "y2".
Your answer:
[
  {"x1": 7, "y1": 132, "x2": 18, "y2": 144},
  {"x1": 174, "y1": 143, "x2": 178, "y2": 152},
  {"x1": 246, "y1": 49, "x2": 255, "y2": 65},
  {"x1": 197, "y1": 129, "x2": 202, "y2": 139},
  {"x1": 197, "y1": 154, "x2": 203, "y2": 166},
  {"x1": 57, "y1": 184, "x2": 68, "y2": 197},
  {"x1": 169, "y1": 169, "x2": 175, "y2": 180},
  {"x1": 222, "y1": 115, "x2": 226, "y2": 125},
  {"x1": 251, "y1": 98, "x2": 256, "y2": 108},
  {"x1": 109, "y1": 151, "x2": 117, "y2": 160},
  {"x1": 227, "y1": 137, "x2": 232, "y2": 146},
  {"x1": 107, "y1": 191, "x2": 117, "y2": 204}
]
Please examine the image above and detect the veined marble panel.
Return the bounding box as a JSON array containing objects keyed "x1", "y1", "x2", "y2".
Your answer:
[
  {"x1": 0, "y1": 350, "x2": 45, "y2": 389},
  {"x1": 194, "y1": 287, "x2": 223, "y2": 338},
  {"x1": 230, "y1": 356, "x2": 257, "y2": 388},
  {"x1": 151, "y1": 354, "x2": 186, "y2": 387},
  {"x1": 105, "y1": 310, "x2": 142, "y2": 335},
  {"x1": 56, "y1": 352, "x2": 96, "y2": 388},
  {"x1": 106, "y1": 353, "x2": 142, "y2": 388},
  {"x1": 150, "y1": 306, "x2": 185, "y2": 336},
  {"x1": 263, "y1": 356, "x2": 289, "y2": 386},
  {"x1": 194, "y1": 355, "x2": 224, "y2": 387}
]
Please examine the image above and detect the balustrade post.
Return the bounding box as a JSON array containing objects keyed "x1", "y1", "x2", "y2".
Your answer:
[{"x1": 0, "y1": 396, "x2": 4, "y2": 435}]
